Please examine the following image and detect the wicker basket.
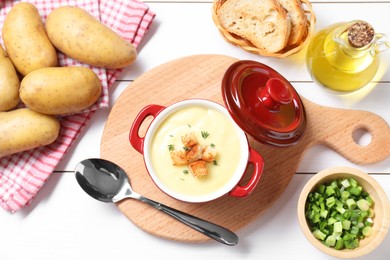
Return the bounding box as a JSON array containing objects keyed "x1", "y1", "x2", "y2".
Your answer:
[{"x1": 212, "y1": 0, "x2": 316, "y2": 58}]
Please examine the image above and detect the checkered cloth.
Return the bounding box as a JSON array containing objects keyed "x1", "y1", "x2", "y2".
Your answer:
[{"x1": 0, "y1": 0, "x2": 155, "y2": 213}]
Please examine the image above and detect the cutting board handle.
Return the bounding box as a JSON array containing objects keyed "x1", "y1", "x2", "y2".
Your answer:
[{"x1": 304, "y1": 99, "x2": 390, "y2": 165}]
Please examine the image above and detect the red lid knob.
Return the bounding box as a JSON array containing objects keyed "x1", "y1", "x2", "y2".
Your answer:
[{"x1": 259, "y1": 78, "x2": 293, "y2": 111}]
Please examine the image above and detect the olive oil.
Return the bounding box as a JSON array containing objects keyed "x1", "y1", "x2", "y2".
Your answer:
[{"x1": 306, "y1": 22, "x2": 380, "y2": 92}]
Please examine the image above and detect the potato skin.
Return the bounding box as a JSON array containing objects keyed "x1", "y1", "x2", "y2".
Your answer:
[
  {"x1": 2, "y1": 2, "x2": 58, "y2": 75},
  {"x1": 0, "y1": 108, "x2": 60, "y2": 158},
  {"x1": 0, "y1": 46, "x2": 20, "y2": 111},
  {"x1": 20, "y1": 67, "x2": 102, "y2": 115},
  {"x1": 46, "y1": 6, "x2": 137, "y2": 69}
]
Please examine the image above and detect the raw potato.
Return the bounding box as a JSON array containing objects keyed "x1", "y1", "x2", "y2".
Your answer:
[
  {"x1": 0, "y1": 108, "x2": 60, "y2": 158},
  {"x1": 2, "y1": 2, "x2": 57, "y2": 75},
  {"x1": 0, "y1": 46, "x2": 20, "y2": 111},
  {"x1": 20, "y1": 67, "x2": 102, "y2": 115},
  {"x1": 46, "y1": 6, "x2": 137, "y2": 69}
]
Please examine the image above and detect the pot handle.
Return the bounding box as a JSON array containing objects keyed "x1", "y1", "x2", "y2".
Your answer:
[
  {"x1": 129, "y1": 104, "x2": 165, "y2": 154},
  {"x1": 229, "y1": 148, "x2": 264, "y2": 197}
]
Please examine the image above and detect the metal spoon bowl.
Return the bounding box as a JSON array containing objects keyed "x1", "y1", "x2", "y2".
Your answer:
[{"x1": 75, "y1": 158, "x2": 239, "y2": 246}]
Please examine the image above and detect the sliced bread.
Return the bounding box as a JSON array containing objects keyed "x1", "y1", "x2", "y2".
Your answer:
[
  {"x1": 276, "y1": 0, "x2": 307, "y2": 45},
  {"x1": 217, "y1": 0, "x2": 291, "y2": 53}
]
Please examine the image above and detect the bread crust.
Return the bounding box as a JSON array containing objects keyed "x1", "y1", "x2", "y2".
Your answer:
[
  {"x1": 217, "y1": 0, "x2": 291, "y2": 53},
  {"x1": 276, "y1": 0, "x2": 307, "y2": 45}
]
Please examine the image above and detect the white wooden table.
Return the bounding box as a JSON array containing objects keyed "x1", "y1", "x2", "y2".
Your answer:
[{"x1": 1, "y1": 1, "x2": 390, "y2": 259}]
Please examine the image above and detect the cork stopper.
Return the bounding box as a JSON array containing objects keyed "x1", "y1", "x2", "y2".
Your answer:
[{"x1": 347, "y1": 21, "x2": 375, "y2": 48}]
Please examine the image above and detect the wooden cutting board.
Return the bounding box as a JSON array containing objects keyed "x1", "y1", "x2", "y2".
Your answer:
[{"x1": 100, "y1": 54, "x2": 390, "y2": 244}]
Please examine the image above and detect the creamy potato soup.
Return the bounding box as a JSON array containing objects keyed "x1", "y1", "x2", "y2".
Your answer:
[{"x1": 149, "y1": 105, "x2": 243, "y2": 197}]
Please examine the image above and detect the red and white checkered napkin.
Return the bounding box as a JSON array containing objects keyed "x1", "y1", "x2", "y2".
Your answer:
[{"x1": 0, "y1": 0, "x2": 155, "y2": 213}]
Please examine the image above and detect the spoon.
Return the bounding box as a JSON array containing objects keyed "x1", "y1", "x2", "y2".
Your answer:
[{"x1": 74, "y1": 158, "x2": 239, "y2": 246}]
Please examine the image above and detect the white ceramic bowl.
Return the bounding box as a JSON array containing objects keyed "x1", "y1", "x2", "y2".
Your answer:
[{"x1": 129, "y1": 99, "x2": 264, "y2": 203}]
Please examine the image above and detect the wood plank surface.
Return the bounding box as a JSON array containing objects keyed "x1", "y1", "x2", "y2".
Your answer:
[{"x1": 2, "y1": 1, "x2": 390, "y2": 260}]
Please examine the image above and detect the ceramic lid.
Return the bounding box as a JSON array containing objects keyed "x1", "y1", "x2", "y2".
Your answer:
[{"x1": 221, "y1": 60, "x2": 306, "y2": 147}]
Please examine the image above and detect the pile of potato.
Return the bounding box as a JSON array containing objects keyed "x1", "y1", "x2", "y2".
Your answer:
[{"x1": 0, "y1": 2, "x2": 137, "y2": 158}]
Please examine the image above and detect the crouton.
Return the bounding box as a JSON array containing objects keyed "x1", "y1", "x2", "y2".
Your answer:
[
  {"x1": 181, "y1": 132, "x2": 198, "y2": 147},
  {"x1": 169, "y1": 131, "x2": 217, "y2": 177},
  {"x1": 202, "y1": 145, "x2": 217, "y2": 162},
  {"x1": 170, "y1": 149, "x2": 188, "y2": 166},
  {"x1": 189, "y1": 160, "x2": 208, "y2": 177},
  {"x1": 186, "y1": 144, "x2": 204, "y2": 163}
]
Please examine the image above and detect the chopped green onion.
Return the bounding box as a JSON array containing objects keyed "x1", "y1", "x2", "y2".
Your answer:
[
  {"x1": 326, "y1": 186, "x2": 336, "y2": 197},
  {"x1": 334, "y1": 221, "x2": 343, "y2": 233},
  {"x1": 357, "y1": 222, "x2": 365, "y2": 229},
  {"x1": 365, "y1": 217, "x2": 374, "y2": 227},
  {"x1": 368, "y1": 208, "x2": 375, "y2": 218},
  {"x1": 305, "y1": 177, "x2": 375, "y2": 250},
  {"x1": 313, "y1": 229, "x2": 327, "y2": 240},
  {"x1": 320, "y1": 210, "x2": 329, "y2": 219},
  {"x1": 326, "y1": 197, "x2": 336, "y2": 208},
  {"x1": 335, "y1": 238, "x2": 344, "y2": 250},
  {"x1": 357, "y1": 199, "x2": 370, "y2": 211},
  {"x1": 350, "y1": 226, "x2": 359, "y2": 235},
  {"x1": 341, "y1": 190, "x2": 350, "y2": 201},
  {"x1": 349, "y1": 186, "x2": 362, "y2": 196},
  {"x1": 349, "y1": 178, "x2": 358, "y2": 188},
  {"x1": 341, "y1": 179, "x2": 351, "y2": 188},
  {"x1": 328, "y1": 217, "x2": 337, "y2": 225},
  {"x1": 318, "y1": 184, "x2": 326, "y2": 194},
  {"x1": 343, "y1": 210, "x2": 352, "y2": 220},
  {"x1": 362, "y1": 226, "x2": 372, "y2": 236},
  {"x1": 325, "y1": 235, "x2": 337, "y2": 247},
  {"x1": 346, "y1": 199, "x2": 356, "y2": 210},
  {"x1": 336, "y1": 206, "x2": 346, "y2": 214},
  {"x1": 344, "y1": 238, "x2": 359, "y2": 249},
  {"x1": 342, "y1": 219, "x2": 351, "y2": 230}
]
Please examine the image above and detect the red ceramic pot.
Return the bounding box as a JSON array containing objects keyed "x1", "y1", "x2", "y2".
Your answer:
[{"x1": 129, "y1": 99, "x2": 264, "y2": 203}]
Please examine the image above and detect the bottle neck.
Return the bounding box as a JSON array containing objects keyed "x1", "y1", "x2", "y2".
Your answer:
[
  {"x1": 334, "y1": 21, "x2": 375, "y2": 58},
  {"x1": 338, "y1": 31, "x2": 374, "y2": 58}
]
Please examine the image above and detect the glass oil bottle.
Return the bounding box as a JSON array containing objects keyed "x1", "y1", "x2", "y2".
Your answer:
[{"x1": 306, "y1": 20, "x2": 389, "y2": 92}]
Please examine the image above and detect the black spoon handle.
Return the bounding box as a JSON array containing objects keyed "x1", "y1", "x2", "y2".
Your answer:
[{"x1": 138, "y1": 196, "x2": 239, "y2": 246}]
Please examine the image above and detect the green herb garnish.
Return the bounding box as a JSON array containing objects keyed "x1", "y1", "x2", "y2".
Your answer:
[
  {"x1": 201, "y1": 131, "x2": 210, "y2": 139},
  {"x1": 210, "y1": 143, "x2": 216, "y2": 148},
  {"x1": 183, "y1": 146, "x2": 190, "y2": 151},
  {"x1": 213, "y1": 160, "x2": 218, "y2": 166},
  {"x1": 183, "y1": 169, "x2": 189, "y2": 175},
  {"x1": 168, "y1": 144, "x2": 174, "y2": 151}
]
